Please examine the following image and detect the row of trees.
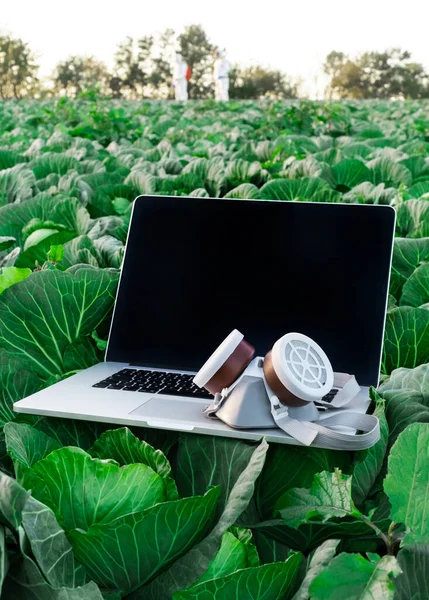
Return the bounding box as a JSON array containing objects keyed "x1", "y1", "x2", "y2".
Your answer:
[
  {"x1": 324, "y1": 49, "x2": 429, "y2": 99},
  {"x1": 1, "y1": 25, "x2": 429, "y2": 100},
  {"x1": 0, "y1": 26, "x2": 299, "y2": 100}
]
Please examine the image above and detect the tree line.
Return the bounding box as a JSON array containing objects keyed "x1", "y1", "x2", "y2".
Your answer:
[{"x1": 0, "y1": 24, "x2": 428, "y2": 100}]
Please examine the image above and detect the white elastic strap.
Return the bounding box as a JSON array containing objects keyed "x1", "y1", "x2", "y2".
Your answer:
[
  {"x1": 273, "y1": 410, "x2": 380, "y2": 450},
  {"x1": 274, "y1": 411, "x2": 319, "y2": 446}
]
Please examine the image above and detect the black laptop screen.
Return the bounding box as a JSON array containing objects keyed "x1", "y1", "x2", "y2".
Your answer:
[{"x1": 106, "y1": 196, "x2": 395, "y2": 386}]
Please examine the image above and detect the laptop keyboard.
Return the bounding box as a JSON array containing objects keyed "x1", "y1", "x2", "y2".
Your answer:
[
  {"x1": 92, "y1": 368, "x2": 339, "y2": 407},
  {"x1": 92, "y1": 368, "x2": 212, "y2": 399}
]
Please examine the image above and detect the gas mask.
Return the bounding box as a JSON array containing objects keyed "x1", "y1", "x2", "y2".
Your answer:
[{"x1": 193, "y1": 330, "x2": 380, "y2": 450}]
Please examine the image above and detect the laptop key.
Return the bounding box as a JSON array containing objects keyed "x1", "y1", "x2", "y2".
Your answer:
[
  {"x1": 93, "y1": 381, "x2": 111, "y2": 388},
  {"x1": 108, "y1": 383, "x2": 125, "y2": 390},
  {"x1": 158, "y1": 387, "x2": 189, "y2": 397}
]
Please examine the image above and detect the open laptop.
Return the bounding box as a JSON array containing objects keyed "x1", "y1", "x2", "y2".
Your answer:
[{"x1": 14, "y1": 195, "x2": 395, "y2": 447}]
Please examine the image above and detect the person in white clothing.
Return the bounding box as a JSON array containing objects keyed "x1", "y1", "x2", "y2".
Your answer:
[
  {"x1": 173, "y1": 52, "x2": 188, "y2": 102},
  {"x1": 214, "y1": 48, "x2": 230, "y2": 101}
]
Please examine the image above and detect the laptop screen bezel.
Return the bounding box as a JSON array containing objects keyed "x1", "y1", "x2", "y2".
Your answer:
[{"x1": 105, "y1": 195, "x2": 396, "y2": 387}]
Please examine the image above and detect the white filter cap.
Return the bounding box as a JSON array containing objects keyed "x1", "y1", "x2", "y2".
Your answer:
[
  {"x1": 193, "y1": 330, "x2": 244, "y2": 388},
  {"x1": 271, "y1": 332, "x2": 334, "y2": 402}
]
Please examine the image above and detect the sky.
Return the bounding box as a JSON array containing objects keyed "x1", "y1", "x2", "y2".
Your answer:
[{"x1": 1, "y1": 0, "x2": 429, "y2": 97}]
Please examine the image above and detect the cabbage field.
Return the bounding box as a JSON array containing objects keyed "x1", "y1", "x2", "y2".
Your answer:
[{"x1": 0, "y1": 97, "x2": 428, "y2": 599}]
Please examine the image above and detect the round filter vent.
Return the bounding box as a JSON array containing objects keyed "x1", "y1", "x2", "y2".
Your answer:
[{"x1": 266, "y1": 332, "x2": 334, "y2": 404}]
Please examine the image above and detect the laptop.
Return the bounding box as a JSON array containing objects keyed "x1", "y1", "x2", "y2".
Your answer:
[{"x1": 14, "y1": 195, "x2": 395, "y2": 447}]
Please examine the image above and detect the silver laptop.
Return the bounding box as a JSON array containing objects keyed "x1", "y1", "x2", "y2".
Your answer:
[{"x1": 14, "y1": 195, "x2": 395, "y2": 446}]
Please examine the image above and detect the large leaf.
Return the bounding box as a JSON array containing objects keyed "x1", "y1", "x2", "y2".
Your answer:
[
  {"x1": 0, "y1": 236, "x2": 16, "y2": 251},
  {"x1": 291, "y1": 539, "x2": 339, "y2": 600},
  {"x1": 124, "y1": 170, "x2": 157, "y2": 195},
  {"x1": 286, "y1": 156, "x2": 326, "y2": 179},
  {"x1": 223, "y1": 183, "x2": 260, "y2": 199},
  {"x1": 0, "y1": 351, "x2": 44, "y2": 427},
  {"x1": 259, "y1": 177, "x2": 339, "y2": 202},
  {"x1": 62, "y1": 235, "x2": 100, "y2": 268},
  {"x1": 276, "y1": 469, "x2": 360, "y2": 528},
  {"x1": 182, "y1": 158, "x2": 210, "y2": 180},
  {"x1": 85, "y1": 182, "x2": 134, "y2": 218},
  {"x1": 341, "y1": 142, "x2": 373, "y2": 160},
  {"x1": 395, "y1": 200, "x2": 429, "y2": 238},
  {"x1": 0, "y1": 193, "x2": 90, "y2": 246},
  {"x1": 87, "y1": 215, "x2": 127, "y2": 241},
  {"x1": 394, "y1": 238, "x2": 429, "y2": 276},
  {"x1": 92, "y1": 234, "x2": 124, "y2": 268},
  {"x1": 253, "y1": 516, "x2": 379, "y2": 554},
  {"x1": 62, "y1": 337, "x2": 102, "y2": 373},
  {"x1": 256, "y1": 445, "x2": 352, "y2": 519},
  {"x1": 229, "y1": 527, "x2": 260, "y2": 567},
  {"x1": 189, "y1": 187, "x2": 210, "y2": 197},
  {"x1": 0, "y1": 470, "x2": 30, "y2": 531},
  {"x1": 22, "y1": 415, "x2": 109, "y2": 450},
  {"x1": 384, "y1": 423, "x2": 429, "y2": 544},
  {"x1": 138, "y1": 439, "x2": 268, "y2": 600},
  {"x1": 174, "y1": 553, "x2": 302, "y2": 600},
  {"x1": 352, "y1": 389, "x2": 389, "y2": 506},
  {"x1": 0, "y1": 165, "x2": 35, "y2": 205},
  {"x1": 0, "y1": 266, "x2": 118, "y2": 379},
  {"x1": 224, "y1": 159, "x2": 263, "y2": 189},
  {"x1": 309, "y1": 553, "x2": 401, "y2": 600},
  {"x1": 0, "y1": 149, "x2": 25, "y2": 170},
  {"x1": 22, "y1": 220, "x2": 71, "y2": 250},
  {"x1": 400, "y1": 156, "x2": 429, "y2": 183},
  {"x1": 4, "y1": 566, "x2": 104, "y2": 599},
  {"x1": 21, "y1": 495, "x2": 85, "y2": 588},
  {"x1": 390, "y1": 238, "x2": 429, "y2": 301},
  {"x1": 4, "y1": 421, "x2": 61, "y2": 469},
  {"x1": 69, "y1": 488, "x2": 220, "y2": 595},
  {"x1": 368, "y1": 157, "x2": 412, "y2": 188},
  {"x1": 185, "y1": 530, "x2": 259, "y2": 589},
  {"x1": 395, "y1": 544, "x2": 429, "y2": 600},
  {"x1": 407, "y1": 180, "x2": 429, "y2": 199},
  {"x1": 0, "y1": 266, "x2": 31, "y2": 294},
  {"x1": 380, "y1": 363, "x2": 429, "y2": 396},
  {"x1": 379, "y1": 364, "x2": 429, "y2": 447},
  {"x1": 26, "y1": 446, "x2": 167, "y2": 531},
  {"x1": 251, "y1": 494, "x2": 389, "y2": 554},
  {"x1": 17, "y1": 229, "x2": 76, "y2": 269},
  {"x1": 324, "y1": 159, "x2": 371, "y2": 191},
  {"x1": 343, "y1": 181, "x2": 396, "y2": 205},
  {"x1": 173, "y1": 435, "x2": 260, "y2": 520},
  {"x1": 280, "y1": 134, "x2": 319, "y2": 155},
  {"x1": 30, "y1": 154, "x2": 79, "y2": 179},
  {"x1": 89, "y1": 427, "x2": 178, "y2": 500},
  {"x1": 381, "y1": 307, "x2": 429, "y2": 374},
  {"x1": 251, "y1": 530, "x2": 291, "y2": 565},
  {"x1": 0, "y1": 247, "x2": 21, "y2": 268},
  {"x1": 3, "y1": 527, "x2": 105, "y2": 599},
  {"x1": 400, "y1": 263, "x2": 429, "y2": 307}
]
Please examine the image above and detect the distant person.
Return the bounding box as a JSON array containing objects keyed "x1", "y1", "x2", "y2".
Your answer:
[
  {"x1": 214, "y1": 48, "x2": 230, "y2": 101},
  {"x1": 173, "y1": 52, "x2": 188, "y2": 102}
]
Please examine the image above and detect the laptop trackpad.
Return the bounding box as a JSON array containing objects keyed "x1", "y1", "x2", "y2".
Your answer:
[{"x1": 129, "y1": 397, "x2": 210, "y2": 424}]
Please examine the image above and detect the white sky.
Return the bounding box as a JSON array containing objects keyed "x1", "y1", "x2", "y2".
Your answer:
[{"x1": 1, "y1": 0, "x2": 429, "y2": 97}]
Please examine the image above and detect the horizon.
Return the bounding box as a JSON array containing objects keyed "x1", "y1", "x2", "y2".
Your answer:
[{"x1": 1, "y1": 0, "x2": 429, "y2": 98}]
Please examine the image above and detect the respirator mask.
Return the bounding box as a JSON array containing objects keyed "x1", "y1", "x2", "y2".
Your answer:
[{"x1": 193, "y1": 330, "x2": 380, "y2": 450}]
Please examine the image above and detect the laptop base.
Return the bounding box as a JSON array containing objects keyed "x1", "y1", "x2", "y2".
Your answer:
[{"x1": 14, "y1": 362, "x2": 371, "y2": 449}]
